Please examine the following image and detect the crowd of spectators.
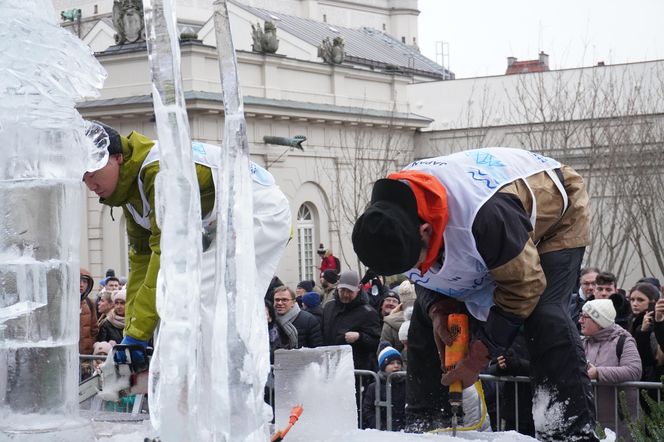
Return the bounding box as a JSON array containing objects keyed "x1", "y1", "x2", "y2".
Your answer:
[
  {"x1": 79, "y1": 249, "x2": 664, "y2": 436},
  {"x1": 484, "y1": 267, "x2": 664, "y2": 439},
  {"x1": 78, "y1": 267, "x2": 128, "y2": 382}
]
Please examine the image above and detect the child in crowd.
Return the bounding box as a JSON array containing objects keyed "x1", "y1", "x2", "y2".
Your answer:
[
  {"x1": 92, "y1": 340, "x2": 116, "y2": 374},
  {"x1": 362, "y1": 345, "x2": 406, "y2": 431}
]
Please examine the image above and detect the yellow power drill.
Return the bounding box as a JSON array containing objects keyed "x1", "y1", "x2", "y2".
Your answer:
[{"x1": 444, "y1": 313, "x2": 470, "y2": 436}]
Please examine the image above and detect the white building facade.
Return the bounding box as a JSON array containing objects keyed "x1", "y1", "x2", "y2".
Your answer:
[{"x1": 58, "y1": 0, "x2": 441, "y2": 287}]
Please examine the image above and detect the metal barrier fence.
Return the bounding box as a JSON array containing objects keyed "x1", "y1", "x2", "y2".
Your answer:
[
  {"x1": 360, "y1": 372, "x2": 664, "y2": 434},
  {"x1": 80, "y1": 355, "x2": 664, "y2": 436},
  {"x1": 480, "y1": 374, "x2": 663, "y2": 436},
  {"x1": 354, "y1": 369, "x2": 379, "y2": 430},
  {"x1": 354, "y1": 369, "x2": 408, "y2": 431}
]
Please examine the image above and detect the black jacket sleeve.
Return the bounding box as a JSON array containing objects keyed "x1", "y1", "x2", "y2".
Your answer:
[
  {"x1": 356, "y1": 306, "x2": 381, "y2": 352},
  {"x1": 361, "y1": 382, "x2": 377, "y2": 429},
  {"x1": 654, "y1": 321, "x2": 664, "y2": 352},
  {"x1": 307, "y1": 314, "x2": 324, "y2": 347},
  {"x1": 96, "y1": 321, "x2": 108, "y2": 343}
]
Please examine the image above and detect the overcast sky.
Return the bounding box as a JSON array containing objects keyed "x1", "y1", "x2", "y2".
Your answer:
[{"x1": 418, "y1": 0, "x2": 664, "y2": 78}]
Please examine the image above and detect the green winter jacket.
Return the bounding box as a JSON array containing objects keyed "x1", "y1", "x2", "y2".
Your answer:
[{"x1": 100, "y1": 131, "x2": 216, "y2": 341}]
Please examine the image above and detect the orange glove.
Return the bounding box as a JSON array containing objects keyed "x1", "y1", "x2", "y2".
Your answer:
[{"x1": 441, "y1": 340, "x2": 490, "y2": 389}]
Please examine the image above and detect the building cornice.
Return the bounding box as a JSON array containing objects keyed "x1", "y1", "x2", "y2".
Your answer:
[{"x1": 77, "y1": 91, "x2": 432, "y2": 128}]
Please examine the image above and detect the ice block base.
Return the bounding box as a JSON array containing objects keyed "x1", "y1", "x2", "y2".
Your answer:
[{"x1": 0, "y1": 415, "x2": 94, "y2": 442}]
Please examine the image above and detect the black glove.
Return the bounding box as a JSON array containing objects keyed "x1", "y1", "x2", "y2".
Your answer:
[
  {"x1": 478, "y1": 306, "x2": 524, "y2": 359},
  {"x1": 361, "y1": 269, "x2": 378, "y2": 285}
]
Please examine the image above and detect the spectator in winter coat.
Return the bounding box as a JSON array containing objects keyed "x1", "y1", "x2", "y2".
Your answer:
[
  {"x1": 362, "y1": 345, "x2": 406, "y2": 430},
  {"x1": 594, "y1": 272, "x2": 618, "y2": 299},
  {"x1": 379, "y1": 291, "x2": 400, "y2": 319},
  {"x1": 295, "y1": 279, "x2": 317, "y2": 307},
  {"x1": 296, "y1": 280, "x2": 316, "y2": 298},
  {"x1": 380, "y1": 280, "x2": 417, "y2": 353},
  {"x1": 97, "y1": 289, "x2": 126, "y2": 344},
  {"x1": 319, "y1": 269, "x2": 339, "y2": 305},
  {"x1": 273, "y1": 286, "x2": 323, "y2": 348},
  {"x1": 581, "y1": 299, "x2": 642, "y2": 441},
  {"x1": 318, "y1": 245, "x2": 340, "y2": 274},
  {"x1": 96, "y1": 288, "x2": 114, "y2": 323},
  {"x1": 322, "y1": 270, "x2": 381, "y2": 371},
  {"x1": 628, "y1": 283, "x2": 660, "y2": 381},
  {"x1": 265, "y1": 299, "x2": 292, "y2": 363},
  {"x1": 104, "y1": 277, "x2": 121, "y2": 292},
  {"x1": 80, "y1": 268, "x2": 99, "y2": 356},
  {"x1": 80, "y1": 268, "x2": 99, "y2": 381},
  {"x1": 569, "y1": 266, "x2": 600, "y2": 328},
  {"x1": 301, "y1": 291, "x2": 323, "y2": 323}
]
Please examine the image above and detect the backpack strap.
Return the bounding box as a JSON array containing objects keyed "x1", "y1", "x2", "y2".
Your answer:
[{"x1": 616, "y1": 335, "x2": 627, "y2": 361}]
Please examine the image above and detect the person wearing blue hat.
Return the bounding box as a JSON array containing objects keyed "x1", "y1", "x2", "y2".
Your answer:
[
  {"x1": 301, "y1": 291, "x2": 322, "y2": 322},
  {"x1": 362, "y1": 344, "x2": 405, "y2": 430}
]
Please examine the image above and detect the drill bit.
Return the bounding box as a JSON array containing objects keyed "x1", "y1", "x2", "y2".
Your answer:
[{"x1": 451, "y1": 404, "x2": 459, "y2": 437}]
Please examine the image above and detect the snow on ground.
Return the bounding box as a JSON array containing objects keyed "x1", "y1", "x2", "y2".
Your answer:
[
  {"x1": 92, "y1": 422, "x2": 535, "y2": 442},
  {"x1": 93, "y1": 423, "x2": 619, "y2": 441},
  {"x1": 313, "y1": 429, "x2": 536, "y2": 441}
]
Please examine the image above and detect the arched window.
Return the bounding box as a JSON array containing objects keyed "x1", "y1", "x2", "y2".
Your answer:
[{"x1": 297, "y1": 203, "x2": 316, "y2": 281}]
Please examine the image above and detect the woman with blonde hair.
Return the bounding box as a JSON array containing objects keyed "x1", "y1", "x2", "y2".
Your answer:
[
  {"x1": 96, "y1": 288, "x2": 114, "y2": 324},
  {"x1": 97, "y1": 290, "x2": 126, "y2": 344}
]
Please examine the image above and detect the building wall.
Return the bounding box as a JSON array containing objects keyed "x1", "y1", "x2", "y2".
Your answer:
[
  {"x1": 78, "y1": 43, "x2": 425, "y2": 287},
  {"x1": 407, "y1": 60, "x2": 664, "y2": 132}
]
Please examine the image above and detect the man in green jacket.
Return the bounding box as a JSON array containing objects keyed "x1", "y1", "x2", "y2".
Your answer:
[{"x1": 82, "y1": 122, "x2": 290, "y2": 360}]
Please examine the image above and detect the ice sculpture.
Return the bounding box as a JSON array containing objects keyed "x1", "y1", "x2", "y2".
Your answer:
[
  {"x1": 141, "y1": 0, "x2": 204, "y2": 440},
  {"x1": 211, "y1": 1, "x2": 270, "y2": 440},
  {"x1": 274, "y1": 346, "x2": 358, "y2": 440},
  {"x1": 0, "y1": 0, "x2": 105, "y2": 440}
]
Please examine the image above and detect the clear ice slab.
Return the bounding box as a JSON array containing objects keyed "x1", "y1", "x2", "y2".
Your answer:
[
  {"x1": 0, "y1": 0, "x2": 105, "y2": 439},
  {"x1": 274, "y1": 345, "x2": 358, "y2": 441}
]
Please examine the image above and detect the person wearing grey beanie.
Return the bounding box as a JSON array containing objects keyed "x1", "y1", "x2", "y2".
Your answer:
[{"x1": 580, "y1": 299, "x2": 641, "y2": 440}]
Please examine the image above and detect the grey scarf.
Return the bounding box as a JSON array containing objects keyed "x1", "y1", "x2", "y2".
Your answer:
[{"x1": 277, "y1": 303, "x2": 300, "y2": 349}]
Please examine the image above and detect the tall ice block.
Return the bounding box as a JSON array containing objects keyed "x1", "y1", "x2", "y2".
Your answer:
[
  {"x1": 0, "y1": 180, "x2": 93, "y2": 441},
  {"x1": 0, "y1": 0, "x2": 104, "y2": 438}
]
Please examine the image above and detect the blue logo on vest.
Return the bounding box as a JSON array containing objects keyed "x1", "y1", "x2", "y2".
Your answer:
[
  {"x1": 468, "y1": 169, "x2": 498, "y2": 189},
  {"x1": 250, "y1": 162, "x2": 275, "y2": 186},
  {"x1": 470, "y1": 151, "x2": 505, "y2": 168}
]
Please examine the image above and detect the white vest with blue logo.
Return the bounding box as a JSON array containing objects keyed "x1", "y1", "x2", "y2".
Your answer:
[
  {"x1": 125, "y1": 140, "x2": 275, "y2": 233},
  {"x1": 402, "y1": 148, "x2": 566, "y2": 320}
]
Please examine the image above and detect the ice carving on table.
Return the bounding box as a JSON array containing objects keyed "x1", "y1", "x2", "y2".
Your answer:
[
  {"x1": 274, "y1": 346, "x2": 358, "y2": 441},
  {"x1": 0, "y1": 0, "x2": 105, "y2": 440}
]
